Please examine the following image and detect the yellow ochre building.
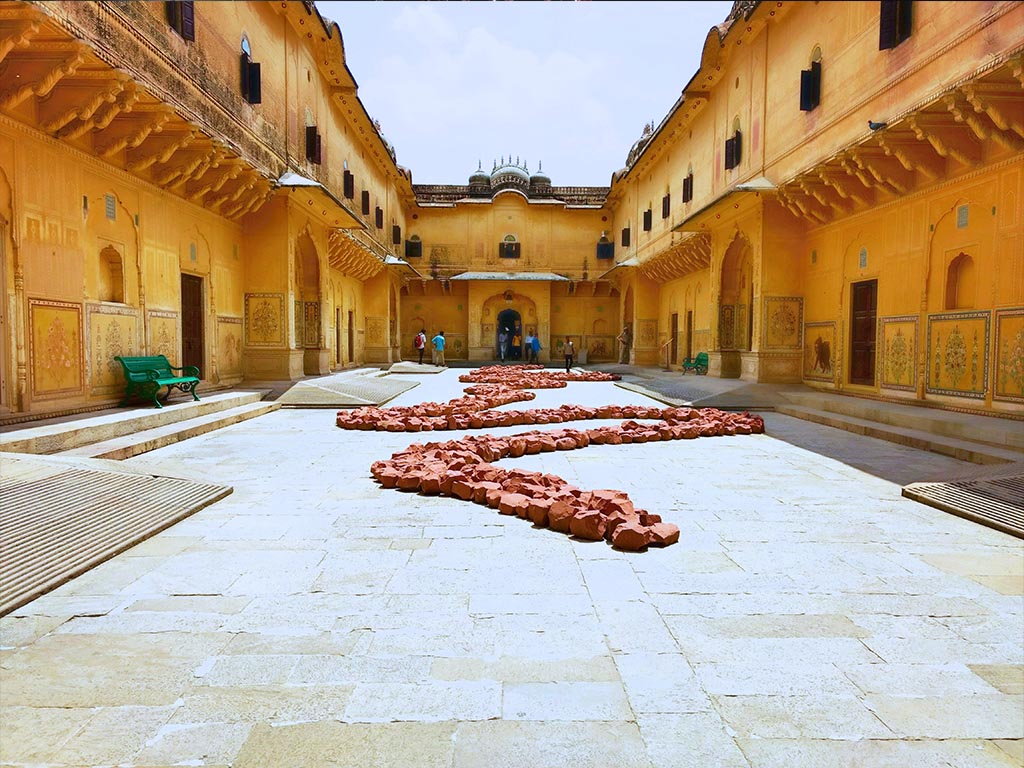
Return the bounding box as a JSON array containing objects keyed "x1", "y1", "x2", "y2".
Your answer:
[{"x1": 0, "y1": 0, "x2": 1021, "y2": 421}]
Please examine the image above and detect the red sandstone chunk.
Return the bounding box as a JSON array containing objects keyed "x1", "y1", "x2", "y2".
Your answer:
[
  {"x1": 526, "y1": 498, "x2": 553, "y2": 527},
  {"x1": 451, "y1": 479, "x2": 476, "y2": 500},
  {"x1": 375, "y1": 468, "x2": 400, "y2": 489},
  {"x1": 396, "y1": 472, "x2": 424, "y2": 491},
  {"x1": 473, "y1": 481, "x2": 502, "y2": 504},
  {"x1": 547, "y1": 500, "x2": 575, "y2": 532},
  {"x1": 611, "y1": 521, "x2": 651, "y2": 551},
  {"x1": 570, "y1": 510, "x2": 607, "y2": 541},
  {"x1": 420, "y1": 474, "x2": 442, "y2": 495},
  {"x1": 649, "y1": 522, "x2": 680, "y2": 546},
  {"x1": 498, "y1": 493, "x2": 530, "y2": 516}
]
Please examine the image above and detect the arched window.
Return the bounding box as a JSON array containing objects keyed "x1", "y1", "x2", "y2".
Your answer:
[
  {"x1": 240, "y1": 36, "x2": 261, "y2": 104},
  {"x1": 945, "y1": 253, "x2": 975, "y2": 309},
  {"x1": 99, "y1": 245, "x2": 124, "y2": 303},
  {"x1": 499, "y1": 233, "x2": 521, "y2": 259}
]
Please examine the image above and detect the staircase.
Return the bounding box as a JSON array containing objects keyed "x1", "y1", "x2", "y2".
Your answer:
[
  {"x1": 776, "y1": 390, "x2": 1024, "y2": 466},
  {"x1": 0, "y1": 391, "x2": 279, "y2": 460}
]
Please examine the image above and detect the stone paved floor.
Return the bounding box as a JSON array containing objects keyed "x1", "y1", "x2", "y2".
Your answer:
[{"x1": 1, "y1": 368, "x2": 1022, "y2": 767}]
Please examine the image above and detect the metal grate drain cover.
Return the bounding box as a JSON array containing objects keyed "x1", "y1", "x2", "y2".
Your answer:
[{"x1": 903, "y1": 474, "x2": 1024, "y2": 538}]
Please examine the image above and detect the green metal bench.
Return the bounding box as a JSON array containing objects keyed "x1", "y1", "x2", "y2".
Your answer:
[
  {"x1": 115, "y1": 355, "x2": 200, "y2": 409},
  {"x1": 681, "y1": 351, "x2": 709, "y2": 375}
]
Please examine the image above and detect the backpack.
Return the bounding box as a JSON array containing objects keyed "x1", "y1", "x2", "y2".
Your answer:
[{"x1": 414, "y1": 333, "x2": 424, "y2": 349}]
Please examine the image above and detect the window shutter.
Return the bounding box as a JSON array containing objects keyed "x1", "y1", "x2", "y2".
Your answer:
[
  {"x1": 724, "y1": 137, "x2": 735, "y2": 170},
  {"x1": 879, "y1": 0, "x2": 899, "y2": 49},
  {"x1": 166, "y1": 1, "x2": 178, "y2": 28},
  {"x1": 405, "y1": 240, "x2": 422, "y2": 258},
  {"x1": 596, "y1": 242, "x2": 614, "y2": 260},
  {"x1": 800, "y1": 69, "x2": 814, "y2": 111},
  {"x1": 343, "y1": 170, "x2": 354, "y2": 199},
  {"x1": 305, "y1": 126, "x2": 317, "y2": 162},
  {"x1": 180, "y1": 1, "x2": 195, "y2": 41},
  {"x1": 662, "y1": 194, "x2": 671, "y2": 219},
  {"x1": 375, "y1": 206, "x2": 383, "y2": 229},
  {"x1": 247, "y1": 62, "x2": 261, "y2": 104},
  {"x1": 897, "y1": 0, "x2": 912, "y2": 44},
  {"x1": 643, "y1": 209, "x2": 652, "y2": 231},
  {"x1": 683, "y1": 174, "x2": 693, "y2": 203},
  {"x1": 621, "y1": 227, "x2": 630, "y2": 247},
  {"x1": 361, "y1": 190, "x2": 370, "y2": 216},
  {"x1": 734, "y1": 130, "x2": 742, "y2": 166},
  {"x1": 392, "y1": 225, "x2": 401, "y2": 245}
]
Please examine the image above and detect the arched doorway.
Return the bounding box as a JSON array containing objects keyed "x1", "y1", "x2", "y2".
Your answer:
[
  {"x1": 497, "y1": 308, "x2": 522, "y2": 360},
  {"x1": 296, "y1": 233, "x2": 326, "y2": 375},
  {"x1": 718, "y1": 234, "x2": 753, "y2": 377}
]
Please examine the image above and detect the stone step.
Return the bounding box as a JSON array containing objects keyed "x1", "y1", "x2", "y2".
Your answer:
[
  {"x1": 0, "y1": 392, "x2": 265, "y2": 455},
  {"x1": 775, "y1": 404, "x2": 1024, "y2": 465},
  {"x1": 56, "y1": 401, "x2": 281, "y2": 460},
  {"x1": 780, "y1": 391, "x2": 1023, "y2": 451}
]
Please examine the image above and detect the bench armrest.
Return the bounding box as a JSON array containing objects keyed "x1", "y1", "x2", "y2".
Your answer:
[{"x1": 170, "y1": 365, "x2": 201, "y2": 378}]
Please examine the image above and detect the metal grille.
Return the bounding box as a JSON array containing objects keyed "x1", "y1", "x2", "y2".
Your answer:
[
  {"x1": 0, "y1": 468, "x2": 230, "y2": 615},
  {"x1": 903, "y1": 475, "x2": 1024, "y2": 538}
]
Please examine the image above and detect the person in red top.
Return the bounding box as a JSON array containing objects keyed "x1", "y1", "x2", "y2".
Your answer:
[{"x1": 414, "y1": 328, "x2": 427, "y2": 364}]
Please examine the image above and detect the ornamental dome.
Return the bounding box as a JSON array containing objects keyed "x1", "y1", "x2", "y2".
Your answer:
[
  {"x1": 469, "y1": 161, "x2": 490, "y2": 184},
  {"x1": 491, "y1": 155, "x2": 530, "y2": 182},
  {"x1": 529, "y1": 161, "x2": 551, "y2": 185}
]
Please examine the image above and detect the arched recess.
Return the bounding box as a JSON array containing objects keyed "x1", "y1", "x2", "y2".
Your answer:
[
  {"x1": 296, "y1": 231, "x2": 325, "y2": 375},
  {"x1": 945, "y1": 252, "x2": 976, "y2": 310},
  {"x1": 483, "y1": 290, "x2": 538, "y2": 360},
  {"x1": 719, "y1": 233, "x2": 753, "y2": 352}
]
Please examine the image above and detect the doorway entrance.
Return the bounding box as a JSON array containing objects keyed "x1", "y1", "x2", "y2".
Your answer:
[
  {"x1": 181, "y1": 274, "x2": 204, "y2": 375},
  {"x1": 850, "y1": 279, "x2": 877, "y2": 385},
  {"x1": 496, "y1": 308, "x2": 522, "y2": 360},
  {"x1": 670, "y1": 313, "x2": 679, "y2": 365}
]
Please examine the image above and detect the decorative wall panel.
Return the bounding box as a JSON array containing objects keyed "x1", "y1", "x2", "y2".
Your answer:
[
  {"x1": 87, "y1": 303, "x2": 139, "y2": 395},
  {"x1": 245, "y1": 293, "x2": 284, "y2": 346},
  {"x1": 587, "y1": 335, "x2": 615, "y2": 362},
  {"x1": 719, "y1": 305, "x2": 735, "y2": 349},
  {"x1": 636, "y1": 319, "x2": 657, "y2": 349},
  {"x1": 303, "y1": 302, "x2": 320, "y2": 348},
  {"x1": 764, "y1": 297, "x2": 803, "y2": 349},
  {"x1": 880, "y1": 315, "x2": 918, "y2": 391},
  {"x1": 147, "y1": 310, "x2": 178, "y2": 366},
  {"x1": 365, "y1": 316, "x2": 386, "y2": 346},
  {"x1": 29, "y1": 299, "x2": 83, "y2": 399},
  {"x1": 993, "y1": 307, "x2": 1024, "y2": 403},
  {"x1": 926, "y1": 311, "x2": 989, "y2": 399},
  {"x1": 217, "y1": 317, "x2": 243, "y2": 377},
  {"x1": 803, "y1": 321, "x2": 835, "y2": 382}
]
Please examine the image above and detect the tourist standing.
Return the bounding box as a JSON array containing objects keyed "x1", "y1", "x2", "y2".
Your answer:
[
  {"x1": 414, "y1": 328, "x2": 427, "y2": 364},
  {"x1": 563, "y1": 336, "x2": 575, "y2": 372},
  {"x1": 616, "y1": 324, "x2": 632, "y2": 364},
  {"x1": 523, "y1": 330, "x2": 535, "y2": 362},
  {"x1": 498, "y1": 328, "x2": 508, "y2": 362},
  {"x1": 431, "y1": 330, "x2": 446, "y2": 367},
  {"x1": 531, "y1": 332, "x2": 541, "y2": 363}
]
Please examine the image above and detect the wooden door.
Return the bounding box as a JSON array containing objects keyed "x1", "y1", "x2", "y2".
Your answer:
[
  {"x1": 850, "y1": 280, "x2": 877, "y2": 385},
  {"x1": 181, "y1": 274, "x2": 204, "y2": 374},
  {"x1": 670, "y1": 313, "x2": 679, "y2": 365}
]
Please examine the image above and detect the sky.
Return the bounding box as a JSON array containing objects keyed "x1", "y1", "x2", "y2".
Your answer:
[{"x1": 314, "y1": 1, "x2": 735, "y2": 187}]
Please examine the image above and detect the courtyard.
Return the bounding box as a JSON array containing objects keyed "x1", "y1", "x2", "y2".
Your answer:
[{"x1": 0, "y1": 367, "x2": 1022, "y2": 767}]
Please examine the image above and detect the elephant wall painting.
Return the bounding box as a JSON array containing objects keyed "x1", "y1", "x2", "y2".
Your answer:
[{"x1": 803, "y1": 321, "x2": 835, "y2": 383}]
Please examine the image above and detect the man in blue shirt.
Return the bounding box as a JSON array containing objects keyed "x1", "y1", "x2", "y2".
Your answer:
[{"x1": 431, "y1": 330, "x2": 446, "y2": 367}]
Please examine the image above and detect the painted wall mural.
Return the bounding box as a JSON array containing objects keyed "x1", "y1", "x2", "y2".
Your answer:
[
  {"x1": 30, "y1": 299, "x2": 83, "y2": 399},
  {"x1": 880, "y1": 315, "x2": 918, "y2": 391},
  {"x1": 719, "y1": 305, "x2": 735, "y2": 349},
  {"x1": 587, "y1": 335, "x2": 615, "y2": 362},
  {"x1": 636, "y1": 319, "x2": 657, "y2": 349},
  {"x1": 994, "y1": 307, "x2": 1024, "y2": 403},
  {"x1": 764, "y1": 297, "x2": 803, "y2": 349},
  {"x1": 365, "y1": 316, "x2": 386, "y2": 346},
  {"x1": 87, "y1": 303, "x2": 138, "y2": 394},
  {"x1": 217, "y1": 317, "x2": 243, "y2": 377},
  {"x1": 304, "y1": 302, "x2": 320, "y2": 348},
  {"x1": 926, "y1": 311, "x2": 989, "y2": 399},
  {"x1": 147, "y1": 310, "x2": 178, "y2": 366},
  {"x1": 245, "y1": 293, "x2": 284, "y2": 346},
  {"x1": 803, "y1": 321, "x2": 835, "y2": 382}
]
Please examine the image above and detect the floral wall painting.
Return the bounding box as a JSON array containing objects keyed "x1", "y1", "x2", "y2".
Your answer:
[
  {"x1": 803, "y1": 321, "x2": 835, "y2": 382},
  {"x1": 245, "y1": 293, "x2": 284, "y2": 346},
  {"x1": 365, "y1": 316, "x2": 386, "y2": 346},
  {"x1": 218, "y1": 317, "x2": 243, "y2": 377},
  {"x1": 147, "y1": 311, "x2": 178, "y2": 366},
  {"x1": 881, "y1": 316, "x2": 918, "y2": 391},
  {"x1": 994, "y1": 307, "x2": 1024, "y2": 403},
  {"x1": 87, "y1": 303, "x2": 138, "y2": 394},
  {"x1": 764, "y1": 297, "x2": 803, "y2": 349},
  {"x1": 30, "y1": 299, "x2": 83, "y2": 398},
  {"x1": 926, "y1": 311, "x2": 989, "y2": 399}
]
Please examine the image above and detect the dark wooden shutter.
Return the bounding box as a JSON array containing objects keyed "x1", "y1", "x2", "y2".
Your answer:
[
  {"x1": 621, "y1": 227, "x2": 630, "y2": 247},
  {"x1": 361, "y1": 190, "x2": 370, "y2": 216},
  {"x1": 305, "y1": 127, "x2": 321, "y2": 165},
  {"x1": 180, "y1": 1, "x2": 195, "y2": 41},
  {"x1": 375, "y1": 206, "x2": 383, "y2": 229},
  {"x1": 724, "y1": 137, "x2": 736, "y2": 170},
  {"x1": 662, "y1": 194, "x2": 671, "y2": 219},
  {"x1": 880, "y1": 0, "x2": 897, "y2": 49},
  {"x1": 247, "y1": 61, "x2": 261, "y2": 103},
  {"x1": 392, "y1": 225, "x2": 401, "y2": 245},
  {"x1": 682, "y1": 174, "x2": 693, "y2": 203},
  {"x1": 897, "y1": 0, "x2": 912, "y2": 44},
  {"x1": 343, "y1": 170, "x2": 354, "y2": 199},
  {"x1": 596, "y1": 242, "x2": 614, "y2": 260},
  {"x1": 733, "y1": 130, "x2": 742, "y2": 166},
  {"x1": 643, "y1": 209, "x2": 652, "y2": 231},
  {"x1": 800, "y1": 61, "x2": 821, "y2": 111},
  {"x1": 405, "y1": 240, "x2": 422, "y2": 258},
  {"x1": 166, "y1": 1, "x2": 178, "y2": 28}
]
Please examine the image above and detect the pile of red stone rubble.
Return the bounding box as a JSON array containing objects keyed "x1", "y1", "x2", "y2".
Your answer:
[
  {"x1": 458, "y1": 363, "x2": 621, "y2": 387},
  {"x1": 340, "y1": 367, "x2": 764, "y2": 551}
]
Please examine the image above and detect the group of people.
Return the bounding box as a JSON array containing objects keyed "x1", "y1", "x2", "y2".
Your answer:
[
  {"x1": 413, "y1": 328, "x2": 447, "y2": 366},
  {"x1": 498, "y1": 327, "x2": 541, "y2": 363}
]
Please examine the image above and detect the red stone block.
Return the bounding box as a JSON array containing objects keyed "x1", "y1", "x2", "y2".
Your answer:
[
  {"x1": 649, "y1": 522, "x2": 680, "y2": 546},
  {"x1": 611, "y1": 521, "x2": 650, "y2": 551},
  {"x1": 396, "y1": 472, "x2": 423, "y2": 491},
  {"x1": 451, "y1": 479, "x2": 476, "y2": 500},
  {"x1": 570, "y1": 510, "x2": 607, "y2": 541},
  {"x1": 420, "y1": 474, "x2": 442, "y2": 495},
  {"x1": 526, "y1": 498, "x2": 553, "y2": 527},
  {"x1": 547, "y1": 500, "x2": 575, "y2": 532},
  {"x1": 498, "y1": 493, "x2": 530, "y2": 516}
]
